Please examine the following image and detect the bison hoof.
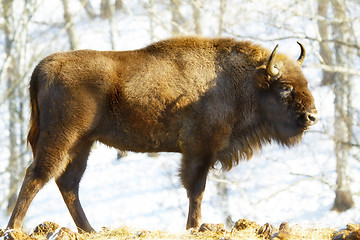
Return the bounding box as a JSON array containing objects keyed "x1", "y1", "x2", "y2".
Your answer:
[
  {"x1": 3, "y1": 229, "x2": 31, "y2": 240},
  {"x1": 257, "y1": 223, "x2": 276, "y2": 239},
  {"x1": 32, "y1": 221, "x2": 60, "y2": 237},
  {"x1": 198, "y1": 223, "x2": 226, "y2": 233},
  {"x1": 233, "y1": 218, "x2": 260, "y2": 231},
  {"x1": 47, "y1": 227, "x2": 83, "y2": 240},
  {"x1": 271, "y1": 222, "x2": 292, "y2": 240},
  {"x1": 332, "y1": 223, "x2": 360, "y2": 240}
]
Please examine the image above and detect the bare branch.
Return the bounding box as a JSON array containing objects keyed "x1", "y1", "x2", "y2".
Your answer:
[
  {"x1": 311, "y1": 64, "x2": 360, "y2": 76},
  {"x1": 290, "y1": 172, "x2": 335, "y2": 189}
]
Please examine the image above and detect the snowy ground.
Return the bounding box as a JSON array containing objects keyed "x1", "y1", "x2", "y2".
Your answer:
[{"x1": 1, "y1": 132, "x2": 358, "y2": 232}]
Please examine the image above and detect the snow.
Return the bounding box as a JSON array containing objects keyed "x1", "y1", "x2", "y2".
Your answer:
[
  {"x1": 6, "y1": 134, "x2": 358, "y2": 232},
  {"x1": 2, "y1": 137, "x2": 359, "y2": 230},
  {"x1": 0, "y1": 0, "x2": 360, "y2": 234}
]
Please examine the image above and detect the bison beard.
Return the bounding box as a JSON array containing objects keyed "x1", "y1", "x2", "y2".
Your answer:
[{"x1": 7, "y1": 36, "x2": 318, "y2": 232}]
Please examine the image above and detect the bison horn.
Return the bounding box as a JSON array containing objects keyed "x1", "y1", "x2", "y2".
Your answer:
[
  {"x1": 297, "y1": 41, "x2": 305, "y2": 66},
  {"x1": 266, "y1": 44, "x2": 279, "y2": 77}
]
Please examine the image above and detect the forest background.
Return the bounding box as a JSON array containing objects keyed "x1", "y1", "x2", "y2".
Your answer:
[{"x1": 0, "y1": 0, "x2": 360, "y2": 232}]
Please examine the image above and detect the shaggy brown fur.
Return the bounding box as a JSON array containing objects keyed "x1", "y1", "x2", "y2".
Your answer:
[{"x1": 8, "y1": 36, "x2": 317, "y2": 232}]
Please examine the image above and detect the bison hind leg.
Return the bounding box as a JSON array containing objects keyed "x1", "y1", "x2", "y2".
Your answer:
[
  {"x1": 7, "y1": 162, "x2": 49, "y2": 231},
  {"x1": 7, "y1": 134, "x2": 76, "y2": 230}
]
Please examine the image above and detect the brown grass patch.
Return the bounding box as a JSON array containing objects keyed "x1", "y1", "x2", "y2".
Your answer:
[{"x1": 2, "y1": 219, "x2": 359, "y2": 240}]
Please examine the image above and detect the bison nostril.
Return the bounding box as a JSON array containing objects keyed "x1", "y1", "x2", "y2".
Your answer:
[
  {"x1": 308, "y1": 115, "x2": 316, "y2": 122},
  {"x1": 307, "y1": 111, "x2": 318, "y2": 125}
]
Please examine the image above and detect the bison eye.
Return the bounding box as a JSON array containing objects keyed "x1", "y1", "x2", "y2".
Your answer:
[{"x1": 278, "y1": 85, "x2": 293, "y2": 98}]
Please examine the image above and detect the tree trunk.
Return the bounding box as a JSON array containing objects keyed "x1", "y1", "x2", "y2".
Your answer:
[
  {"x1": 192, "y1": 0, "x2": 202, "y2": 35},
  {"x1": 109, "y1": 5, "x2": 117, "y2": 50},
  {"x1": 115, "y1": 0, "x2": 123, "y2": 11},
  {"x1": 218, "y1": 0, "x2": 226, "y2": 36},
  {"x1": 62, "y1": 0, "x2": 78, "y2": 50},
  {"x1": 101, "y1": 0, "x2": 112, "y2": 19},
  {"x1": 330, "y1": 0, "x2": 355, "y2": 211},
  {"x1": 317, "y1": 0, "x2": 335, "y2": 86},
  {"x1": 317, "y1": 0, "x2": 355, "y2": 212},
  {"x1": 170, "y1": 0, "x2": 183, "y2": 36},
  {"x1": 213, "y1": 171, "x2": 233, "y2": 228},
  {"x1": 2, "y1": 0, "x2": 29, "y2": 215},
  {"x1": 146, "y1": 0, "x2": 156, "y2": 42},
  {"x1": 3, "y1": 0, "x2": 17, "y2": 215},
  {"x1": 79, "y1": 0, "x2": 96, "y2": 19},
  {"x1": 6, "y1": 61, "x2": 18, "y2": 215}
]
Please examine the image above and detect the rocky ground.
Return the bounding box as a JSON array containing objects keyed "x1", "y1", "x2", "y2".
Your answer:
[{"x1": 1, "y1": 219, "x2": 360, "y2": 240}]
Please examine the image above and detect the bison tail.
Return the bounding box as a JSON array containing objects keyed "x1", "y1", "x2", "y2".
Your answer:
[{"x1": 27, "y1": 66, "x2": 40, "y2": 156}]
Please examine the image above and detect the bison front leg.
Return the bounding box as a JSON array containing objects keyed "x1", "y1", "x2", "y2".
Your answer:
[
  {"x1": 180, "y1": 152, "x2": 213, "y2": 229},
  {"x1": 55, "y1": 139, "x2": 94, "y2": 233}
]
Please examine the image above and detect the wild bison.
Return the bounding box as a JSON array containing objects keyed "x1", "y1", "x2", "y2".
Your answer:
[{"x1": 7, "y1": 36, "x2": 318, "y2": 232}]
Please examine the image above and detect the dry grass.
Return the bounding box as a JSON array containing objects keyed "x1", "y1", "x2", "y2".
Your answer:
[
  {"x1": 76, "y1": 225, "x2": 336, "y2": 240},
  {"x1": 2, "y1": 220, "x2": 359, "y2": 240},
  {"x1": 83, "y1": 226, "x2": 264, "y2": 240}
]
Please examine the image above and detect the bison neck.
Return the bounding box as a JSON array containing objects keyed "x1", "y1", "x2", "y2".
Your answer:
[
  {"x1": 215, "y1": 108, "x2": 271, "y2": 170},
  {"x1": 215, "y1": 106, "x2": 305, "y2": 170}
]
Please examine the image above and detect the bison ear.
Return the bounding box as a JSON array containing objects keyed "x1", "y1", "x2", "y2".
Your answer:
[{"x1": 253, "y1": 67, "x2": 271, "y2": 89}]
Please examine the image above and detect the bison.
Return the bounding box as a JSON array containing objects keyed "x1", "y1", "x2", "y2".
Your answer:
[{"x1": 7, "y1": 36, "x2": 318, "y2": 232}]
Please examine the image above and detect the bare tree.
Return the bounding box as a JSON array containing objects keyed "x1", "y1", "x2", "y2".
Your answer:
[
  {"x1": 218, "y1": 0, "x2": 226, "y2": 36},
  {"x1": 170, "y1": 0, "x2": 184, "y2": 35},
  {"x1": 62, "y1": 0, "x2": 78, "y2": 50},
  {"x1": 1, "y1": 0, "x2": 33, "y2": 214},
  {"x1": 109, "y1": 4, "x2": 118, "y2": 50},
  {"x1": 330, "y1": 0, "x2": 356, "y2": 211},
  {"x1": 115, "y1": 0, "x2": 123, "y2": 11},
  {"x1": 80, "y1": 0, "x2": 96, "y2": 19},
  {"x1": 212, "y1": 171, "x2": 233, "y2": 228},
  {"x1": 147, "y1": 0, "x2": 156, "y2": 41},
  {"x1": 101, "y1": 0, "x2": 112, "y2": 19},
  {"x1": 100, "y1": 0, "x2": 118, "y2": 50},
  {"x1": 192, "y1": 0, "x2": 202, "y2": 35},
  {"x1": 3, "y1": 0, "x2": 19, "y2": 214},
  {"x1": 317, "y1": 0, "x2": 356, "y2": 211},
  {"x1": 317, "y1": 0, "x2": 335, "y2": 86}
]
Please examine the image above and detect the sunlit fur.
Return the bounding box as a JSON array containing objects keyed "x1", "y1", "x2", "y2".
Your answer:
[{"x1": 9, "y1": 36, "x2": 317, "y2": 232}]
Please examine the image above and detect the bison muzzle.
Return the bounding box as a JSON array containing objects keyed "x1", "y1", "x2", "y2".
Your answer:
[{"x1": 7, "y1": 36, "x2": 318, "y2": 232}]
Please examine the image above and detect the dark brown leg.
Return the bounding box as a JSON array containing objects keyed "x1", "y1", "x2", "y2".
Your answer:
[
  {"x1": 55, "y1": 140, "x2": 94, "y2": 233},
  {"x1": 7, "y1": 133, "x2": 70, "y2": 230},
  {"x1": 7, "y1": 163, "x2": 47, "y2": 230},
  {"x1": 180, "y1": 152, "x2": 213, "y2": 229}
]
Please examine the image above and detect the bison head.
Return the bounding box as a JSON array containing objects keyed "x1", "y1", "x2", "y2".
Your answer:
[{"x1": 254, "y1": 42, "x2": 318, "y2": 145}]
